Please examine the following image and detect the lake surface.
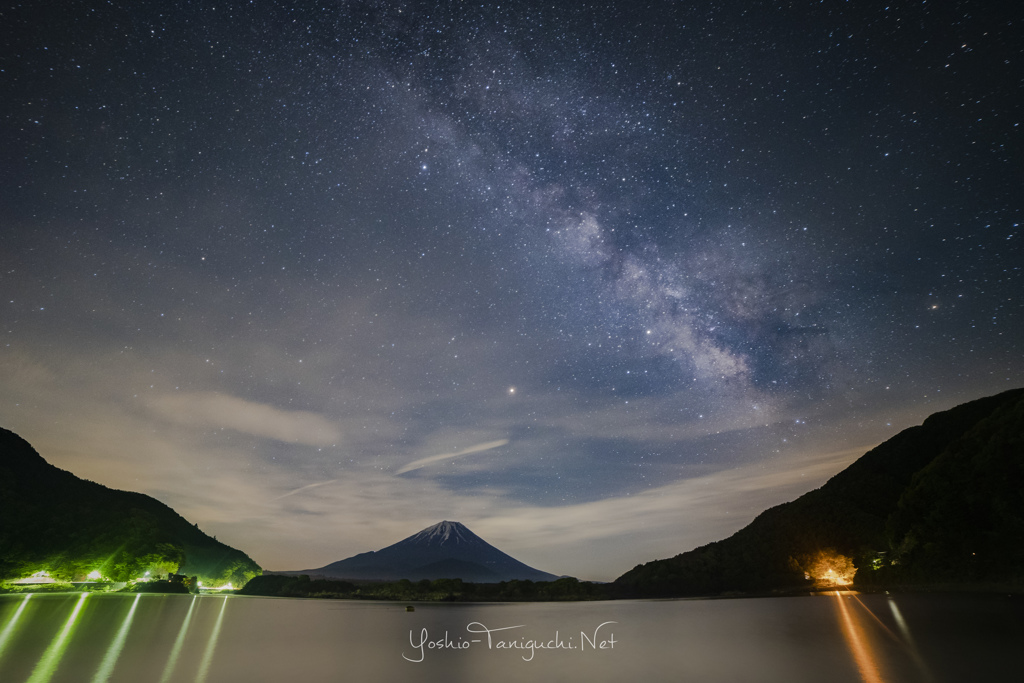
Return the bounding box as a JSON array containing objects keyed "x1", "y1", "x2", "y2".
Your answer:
[{"x1": 0, "y1": 591, "x2": 1020, "y2": 682}]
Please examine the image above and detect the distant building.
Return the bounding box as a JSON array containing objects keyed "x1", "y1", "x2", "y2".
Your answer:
[{"x1": 10, "y1": 570, "x2": 57, "y2": 584}]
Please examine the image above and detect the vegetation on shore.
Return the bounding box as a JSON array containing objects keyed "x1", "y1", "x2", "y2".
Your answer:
[
  {"x1": 615, "y1": 389, "x2": 1024, "y2": 597},
  {"x1": 4, "y1": 387, "x2": 1020, "y2": 602},
  {"x1": 236, "y1": 389, "x2": 1024, "y2": 602},
  {"x1": 0, "y1": 427, "x2": 261, "y2": 586},
  {"x1": 241, "y1": 574, "x2": 612, "y2": 601}
]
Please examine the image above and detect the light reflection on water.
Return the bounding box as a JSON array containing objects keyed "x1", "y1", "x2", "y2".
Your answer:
[
  {"x1": 0, "y1": 594, "x2": 32, "y2": 663},
  {"x1": 0, "y1": 592, "x2": 1019, "y2": 683},
  {"x1": 195, "y1": 597, "x2": 228, "y2": 683},
  {"x1": 831, "y1": 590, "x2": 886, "y2": 683},
  {"x1": 25, "y1": 592, "x2": 89, "y2": 683},
  {"x1": 90, "y1": 593, "x2": 140, "y2": 683},
  {"x1": 828, "y1": 589, "x2": 937, "y2": 683},
  {"x1": 158, "y1": 594, "x2": 197, "y2": 683}
]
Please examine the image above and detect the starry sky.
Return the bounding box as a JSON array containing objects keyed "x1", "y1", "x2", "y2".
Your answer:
[{"x1": 1, "y1": 1, "x2": 1021, "y2": 581}]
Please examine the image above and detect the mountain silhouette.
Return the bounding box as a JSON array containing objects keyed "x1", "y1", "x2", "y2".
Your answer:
[
  {"x1": 0, "y1": 427, "x2": 261, "y2": 584},
  {"x1": 615, "y1": 387, "x2": 1024, "y2": 596},
  {"x1": 289, "y1": 520, "x2": 558, "y2": 582}
]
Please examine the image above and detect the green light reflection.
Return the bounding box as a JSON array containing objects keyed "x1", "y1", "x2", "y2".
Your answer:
[
  {"x1": 26, "y1": 592, "x2": 90, "y2": 683},
  {"x1": 0, "y1": 594, "x2": 33, "y2": 668},
  {"x1": 90, "y1": 593, "x2": 142, "y2": 683},
  {"x1": 158, "y1": 594, "x2": 199, "y2": 683},
  {"x1": 195, "y1": 597, "x2": 228, "y2": 683}
]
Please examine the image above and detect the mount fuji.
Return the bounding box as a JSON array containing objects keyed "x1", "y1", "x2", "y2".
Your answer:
[{"x1": 289, "y1": 521, "x2": 558, "y2": 582}]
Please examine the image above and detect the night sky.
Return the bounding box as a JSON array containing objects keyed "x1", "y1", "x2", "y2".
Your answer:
[{"x1": 2, "y1": 1, "x2": 1021, "y2": 581}]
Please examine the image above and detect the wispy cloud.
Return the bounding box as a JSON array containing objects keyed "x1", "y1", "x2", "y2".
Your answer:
[
  {"x1": 146, "y1": 392, "x2": 341, "y2": 447},
  {"x1": 473, "y1": 444, "x2": 874, "y2": 579},
  {"x1": 272, "y1": 480, "x2": 338, "y2": 501},
  {"x1": 396, "y1": 439, "x2": 509, "y2": 474}
]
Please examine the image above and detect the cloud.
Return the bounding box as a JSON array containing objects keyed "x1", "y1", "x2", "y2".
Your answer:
[
  {"x1": 473, "y1": 443, "x2": 873, "y2": 580},
  {"x1": 272, "y1": 479, "x2": 338, "y2": 501},
  {"x1": 396, "y1": 439, "x2": 509, "y2": 474},
  {"x1": 146, "y1": 392, "x2": 341, "y2": 447}
]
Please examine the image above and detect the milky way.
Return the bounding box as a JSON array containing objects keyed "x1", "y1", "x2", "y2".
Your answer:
[{"x1": 1, "y1": 1, "x2": 1021, "y2": 579}]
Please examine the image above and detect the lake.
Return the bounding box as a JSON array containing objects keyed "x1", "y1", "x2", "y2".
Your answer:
[{"x1": 0, "y1": 591, "x2": 1019, "y2": 682}]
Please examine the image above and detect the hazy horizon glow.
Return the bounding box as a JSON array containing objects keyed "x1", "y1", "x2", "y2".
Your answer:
[{"x1": 2, "y1": 1, "x2": 1020, "y2": 581}]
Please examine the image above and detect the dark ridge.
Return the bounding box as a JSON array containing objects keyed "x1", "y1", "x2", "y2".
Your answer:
[
  {"x1": 283, "y1": 520, "x2": 558, "y2": 582},
  {"x1": 0, "y1": 427, "x2": 261, "y2": 584},
  {"x1": 615, "y1": 388, "x2": 1024, "y2": 597}
]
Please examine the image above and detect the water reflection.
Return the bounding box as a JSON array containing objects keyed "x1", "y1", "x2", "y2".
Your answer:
[
  {"x1": 885, "y1": 595, "x2": 934, "y2": 683},
  {"x1": 0, "y1": 592, "x2": 1018, "y2": 682},
  {"x1": 90, "y1": 594, "x2": 141, "y2": 683},
  {"x1": 195, "y1": 597, "x2": 229, "y2": 683},
  {"x1": 831, "y1": 590, "x2": 886, "y2": 683},
  {"x1": 0, "y1": 594, "x2": 32, "y2": 665},
  {"x1": 158, "y1": 594, "x2": 198, "y2": 683},
  {"x1": 830, "y1": 590, "x2": 938, "y2": 683},
  {"x1": 25, "y1": 592, "x2": 89, "y2": 683}
]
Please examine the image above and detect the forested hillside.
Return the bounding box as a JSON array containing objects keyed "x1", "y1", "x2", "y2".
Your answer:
[
  {"x1": 616, "y1": 388, "x2": 1024, "y2": 596},
  {"x1": 0, "y1": 428, "x2": 261, "y2": 585}
]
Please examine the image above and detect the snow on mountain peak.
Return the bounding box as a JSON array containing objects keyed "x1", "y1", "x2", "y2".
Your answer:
[
  {"x1": 412, "y1": 521, "x2": 474, "y2": 546},
  {"x1": 307, "y1": 518, "x2": 559, "y2": 582}
]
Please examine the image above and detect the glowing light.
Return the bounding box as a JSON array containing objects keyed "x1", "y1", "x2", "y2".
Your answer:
[
  {"x1": 195, "y1": 597, "x2": 229, "y2": 683},
  {"x1": 0, "y1": 594, "x2": 33, "y2": 665},
  {"x1": 508, "y1": 387, "x2": 516, "y2": 395},
  {"x1": 807, "y1": 550, "x2": 857, "y2": 586},
  {"x1": 11, "y1": 570, "x2": 55, "y2": 585},
  {"x1": 87, "y1": 570, "x2": 103, "y2": 580},
  {"x1": 26, "y1": 592, "x2": 90, "y2": 683},
  {"x1": 90, "y1": 594, "x2": 141, "y2": 683},
  {"x1": 825, "y1": 568, "x2": 851, "y2": 586}
]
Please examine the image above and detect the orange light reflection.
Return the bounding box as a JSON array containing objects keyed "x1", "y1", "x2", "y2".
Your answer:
[{"x1": 832, "y1": 590, "x2": 886, "y2": 683}]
